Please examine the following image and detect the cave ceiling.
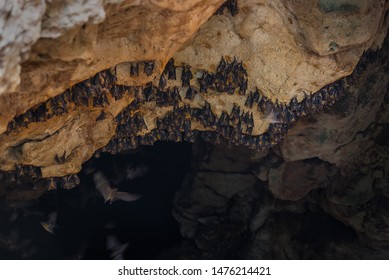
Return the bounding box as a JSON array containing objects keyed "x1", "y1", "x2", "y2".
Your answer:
[{"x1": 0, "y1": 0, "x2": 388, "y2": 188}]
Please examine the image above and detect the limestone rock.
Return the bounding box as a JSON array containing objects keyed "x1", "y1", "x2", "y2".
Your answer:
[
  {"x1": 280, "y1": 48, "x2": 388, "y2": 169},
  {"x1": 173, "y1": 0, "x2": 388, "y2": 104},
  {"x1": 0, "y1": 0, "x2": 45, "y2": 96},
  {"x1": 0, "y1": 90, "x2": 134, "y2": 176},
  {"x1": 198, "y1": 143, "x2": 266, "y2": 173},
  {"x1": 172, "y1": 36, "x2": 389, "y2": 258},
  {"x1": 0, "y1": 0, "x2": 224, "y2": 134},
  {"x1": 268, "y1": 158, "x2": 337, "y2": 201},
  {"x1": 0, "y1": 0, "x2": 388, "y2": 179},
  {"x1": 198, "y1": 172, "x2": 257, "y2": 198},
  {"x1": 282, "y1": 0, "x2": 387, "y2": 55},
  {"x1": 41, "y1": 0, "x2": 106, "y2": 39}
]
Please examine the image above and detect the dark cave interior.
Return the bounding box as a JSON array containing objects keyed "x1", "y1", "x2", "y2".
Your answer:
[
  {"x1": 1, "y1": 139, "x2": 388, "y2": 260},
  {"x1": 0, "y1": 142, "x2": 191, "y2": 260}
]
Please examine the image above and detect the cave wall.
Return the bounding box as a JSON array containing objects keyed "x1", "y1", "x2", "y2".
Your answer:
[
  {"x1": 173, "y1": 40, "x2": 389, "y2": 258},
  {"x1": 0, "y1": 0, "x2": 389, "y2": 260}
]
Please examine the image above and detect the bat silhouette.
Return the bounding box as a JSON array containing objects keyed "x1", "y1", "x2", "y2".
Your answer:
[{"x1": 93, "y1": 171, "x2": 141, "y2": 204}]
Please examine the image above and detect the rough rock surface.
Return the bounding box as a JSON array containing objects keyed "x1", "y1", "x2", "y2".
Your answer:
[
  {"x1": 280, "y1": 45, "x2": 389, "y2": 170},
  {"x1": 173, "y1": 0, "x2": 388, "y2": 102},
  {"x1": 0, "y1": 0, "x2": 387, "y2": 180},
  {"x1": 268, "y1": 158, "x2": 338, "y2": 201},
  {"x1": 172, "y1": 36, "x2": 389, "y2": 259},
  {"x1": 0, "y1": 0, "x2": 45, "y2": 96},
  {"x1": 0, "y1": 0, "x2": 389, "y2": 260},
  {"x1": 0, "y1": 0, "x2": 108, "y2": 96},
  {"x1": 0, "y1": 0, "x2": 225, "y2": 133}
]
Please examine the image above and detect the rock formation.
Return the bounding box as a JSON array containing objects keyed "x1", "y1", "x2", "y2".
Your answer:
[
  {"x1": 0, "y1": 0, "x2": 388, "y2": 259},
  {"x1": 0, "y1": 0, "x2": 387, "y2": 182},
  {"x1": 173, "y1": 38, "x2": 389, "y2": 258}
]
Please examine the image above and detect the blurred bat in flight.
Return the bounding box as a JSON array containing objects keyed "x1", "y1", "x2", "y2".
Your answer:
[
  {"x1": 126, "y1": 163, "x2": 148, "y2": 181},
  {"x1": 40, "y1": 211, "x2": 57, "y2": 234},
  {"x1": 106, "y1": 235, "x2": 128, "y2": 260},
  {"x1": 93, "y1": 171, "x2": 141, "y2": 204}
]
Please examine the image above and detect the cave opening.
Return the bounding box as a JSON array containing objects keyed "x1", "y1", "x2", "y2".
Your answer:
[
  {"x1": 0, "y1": 141, "x2": 192, "y2": 260},
  {"x1": 1, "y1": 135, "x2": 389, "y2": 260}
]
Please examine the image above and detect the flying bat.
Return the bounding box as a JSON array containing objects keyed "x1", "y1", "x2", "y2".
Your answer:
[
  {"x1": 126, "y1": 164, "x2": 149, "y2": 181},
  {"x1": 40, "y1": 211, "x2": 57, "y2": 234},
  {"x1": 93, "y1": 171, "x2": 141, "y2": 204},
  {"x1": 106, "y1": 235, "x2": 128, "y2": 260}
]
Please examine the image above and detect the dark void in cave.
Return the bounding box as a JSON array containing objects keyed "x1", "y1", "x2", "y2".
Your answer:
[
  {"x1": 0, "y1": 142, "x2": 191, "y2": 259},
  {"x1": 1, "y1": 130, "x2": 389, "y2": 260}
]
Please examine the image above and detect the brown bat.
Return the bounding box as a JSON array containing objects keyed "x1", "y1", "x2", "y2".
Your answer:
[{"x1": 93, "y1": 171, "x2": 141, "y2": 204}]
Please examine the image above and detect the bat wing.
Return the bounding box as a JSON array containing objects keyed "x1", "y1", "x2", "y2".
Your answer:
[
  {"x1": 93, "y1": 172, "x2": 113, "y2": 201},
  {"x1": 111, "y1": 243, "x2": 128, "y2": 260},
  {"x1": 113, "y1": 191, "x2": 142, "y2": 202},
  {"x1": 47, "y1": 211, "x2": 57, "y2": 225},
  {"x1": 106, "y1": 235, "x2": 120, "y2": 250},
  {"x1": 40, "y1": 222, "x2": 54, "y2": 234},
  {"x1": 107, "y1": 235, "x2": 128, "y2": 260},
  {"x1": 126, "y1": 164, "x2": 148, "y2": 181}
]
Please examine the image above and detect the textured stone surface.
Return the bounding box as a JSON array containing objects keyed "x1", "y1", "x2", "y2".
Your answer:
[
  {"x1": 282, "y1": 0, "x2": 387, "y2": 55},
  {"x1": 0, "y1": 49, "x2": 387, "y2": 261},
  {"x1": 41, "y1": 0, "x2": 106, "y2": 39},
  {"x1": 0, "y1": 0, "x2": 224, "y2": 134},
  {"x1": 0, "y1": 0, "x2": 387, "y2": 179},
  {"x1": 173, "y1": 0, "x2": 388, "y2": 103},
  {"x1": 280, "y1": 49, "x2": 389, "y2": 170},
  {"x1": 0, "y1": 89, "x2": 134, "y2": 177},
  {"x1": 0, "y1": 0, "x2": 389, "y2": 261},
  {"x1": 173, "y1": 133, "x2": 389, "y2": 258},
  {"x1": 0, "y1": 0, "x2": 45, "y2": 96},
  {"x1": 268, "y1": 158, "x2": 337, "y2": 201},
  {"x1": 172, "y1": 37, "x2": 389, "y2": 259},
  {"x1": 0, "y1": 0, "x2": 111, "y2": 97}
]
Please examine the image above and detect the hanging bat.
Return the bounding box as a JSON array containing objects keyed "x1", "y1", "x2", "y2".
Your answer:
[
  {"x1": 125, "y1": 163, "x2": 149, "y2": 181},
  {"x1": 93, "y1": 171, "x2": 141, "y2": 204}
]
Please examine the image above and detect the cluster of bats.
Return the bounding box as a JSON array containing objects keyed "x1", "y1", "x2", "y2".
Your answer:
[{"x1": 1, "y1": 44, "x2": 380, "y2": 188}]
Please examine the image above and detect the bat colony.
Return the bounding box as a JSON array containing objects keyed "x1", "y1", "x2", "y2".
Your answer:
[{"x1": 0, "y1": 48, "x2": 380, "y2": 190}]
